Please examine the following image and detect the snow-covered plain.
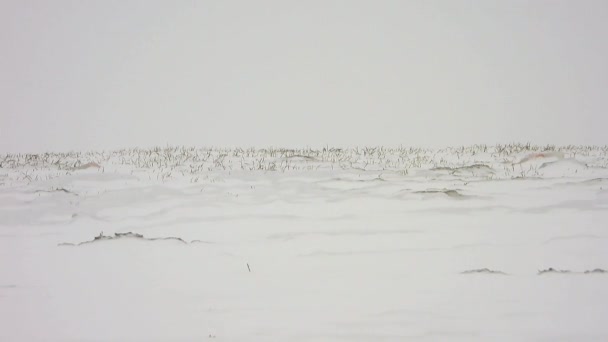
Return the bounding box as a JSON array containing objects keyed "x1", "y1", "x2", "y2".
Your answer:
[{"x1": 1, "y1": 145, "x2": 608, "y2": 341}]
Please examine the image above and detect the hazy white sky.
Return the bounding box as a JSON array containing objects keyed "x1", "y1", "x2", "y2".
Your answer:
[{"x1": 1, "y1": 0, "x2": 607, "y2": 153}]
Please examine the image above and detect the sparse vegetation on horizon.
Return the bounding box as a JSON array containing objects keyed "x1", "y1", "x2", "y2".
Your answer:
[{"x1": 1, "y1": 143, "x2": 606, "y2": 186}]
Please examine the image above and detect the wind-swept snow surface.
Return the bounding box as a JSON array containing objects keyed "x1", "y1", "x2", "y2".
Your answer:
[{"x1": 1, "y1": 145, "x2": 608, "y2": 341}]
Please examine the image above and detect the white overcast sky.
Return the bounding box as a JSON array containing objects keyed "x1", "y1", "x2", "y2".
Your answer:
[{"x1": 1, "y1": 0, "x2": 607, "y2": 153}]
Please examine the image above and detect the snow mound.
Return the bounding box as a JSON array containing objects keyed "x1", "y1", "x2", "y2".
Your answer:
[
  {"x1": 431, "y1": 164, "x2": 494, "y2": 177},
  {"x1": 538, "y1": 159, "x2": 589, "y2": 177},
  {"x1": 73, "y1": 162, "x2": 101, "y2": 170},
  {"x1": 414, "y1": 189, "x2": 466, "y2": 198},
  {"x1": 516, "y1": 151, "x2": 565, "y2": 164}
]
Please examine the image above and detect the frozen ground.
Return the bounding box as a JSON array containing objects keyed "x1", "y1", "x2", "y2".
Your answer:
[{"x1": 1, "y1": 145, "x2": 608, "y2": 341}]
